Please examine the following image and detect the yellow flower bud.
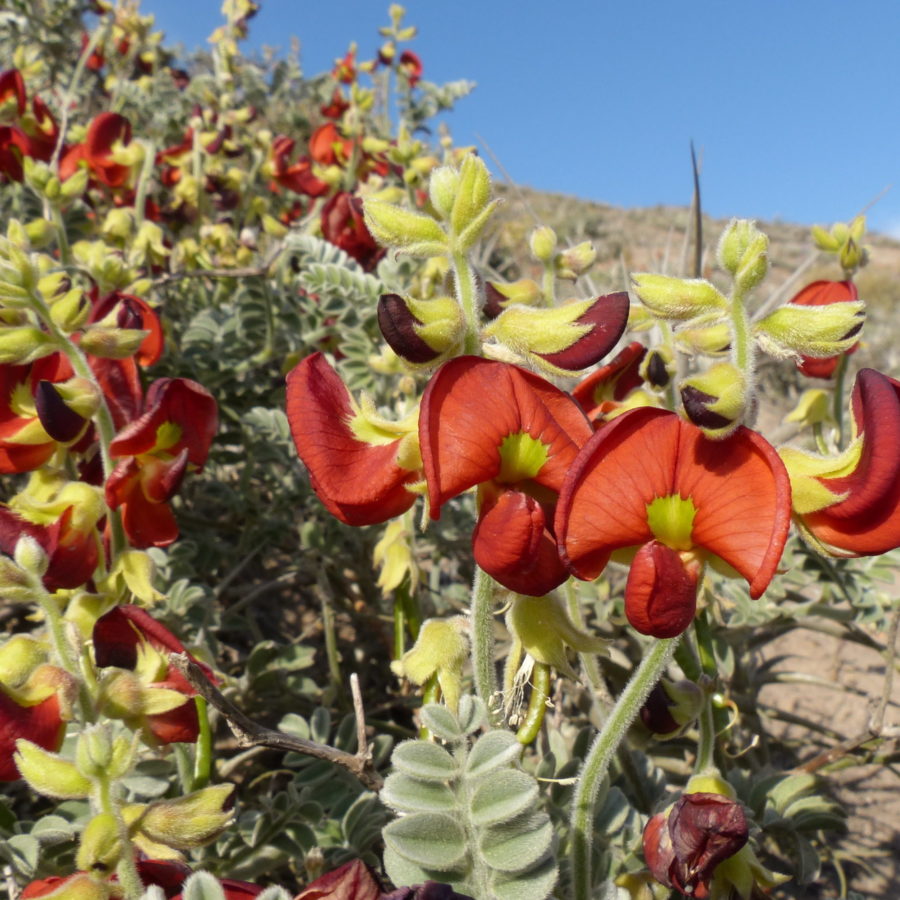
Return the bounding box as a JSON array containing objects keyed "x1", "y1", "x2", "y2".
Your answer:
[
  {"x1": 76, "y1": 813, "x2": 123, "y2": 875},
  {"x1": 631, "y1": 274, "x2": 728, "y2": 321},
  {"x1": 14, "y1": 739, "x2": 93, "y2": 799},
  {"x1": 529, "y1": 226, "x2": 557, "y2": 263}
]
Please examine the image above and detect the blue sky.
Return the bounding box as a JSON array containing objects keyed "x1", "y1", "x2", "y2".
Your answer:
[{"x1": 145, "y1": 0, "x2": 900, "y2": 236}]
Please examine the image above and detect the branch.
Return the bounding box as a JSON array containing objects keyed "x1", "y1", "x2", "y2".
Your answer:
[
  {"x1": 153, "y1": 246, "x2": 285, "y2": 288},
  {"x1": 170, "y1": 653, "x2": 383, "y2": 791}
]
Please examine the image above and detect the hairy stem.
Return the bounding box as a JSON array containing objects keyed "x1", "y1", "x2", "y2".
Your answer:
[
  {"x1": 570, "y1": 636, "x2": 679, "y2": 900},
  {"x1": 470, "y1": 566, "x2": 499, "y2": 722}
]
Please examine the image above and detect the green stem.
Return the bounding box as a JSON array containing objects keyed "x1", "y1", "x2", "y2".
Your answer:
[
  {"x1": 452, "y1": 250, "x2": 479, "y2": 355},
  {"x1": 36, "y1": 591, "x2": 76, "y2": 673},
  {"x1": 570, "y1": 636, "x2": 679, "y2": 900},
  {"x1": 729, "y1": 283, "x2": 754, "y2": 378},
  {"x1": 565, "y1": 581, "x2": 602, "y2": 690},
  {"x1": 695, "y1": 694, "x2": 717, "y2": 773},
  {"x1": 541, "y1": 262, "x2": 555, "y2": 307},
  {"x1": 516, "y1": 661, "x2": 550, "y2": 744},
  {"x1": 320, "y1": 590, "x2": 343, "y2": 699},
  {"x1": 192, "y1": 697, "x2": 212, "y2": 789},
  {"x1": 470, "y1": 566, "x2": 499, "y2": 721},
  {"x1": 132, "y1": 140, "x2": 156, "y2": 230}
]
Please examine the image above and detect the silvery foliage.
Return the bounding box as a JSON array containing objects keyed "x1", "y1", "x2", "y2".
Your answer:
[{"x1": 381, "y1": 696, "x2": 557, "y2": 900}]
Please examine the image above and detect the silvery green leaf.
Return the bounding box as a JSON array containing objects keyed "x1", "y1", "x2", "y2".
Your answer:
[
  {"x1": 4, "y1": 834, "x2": 38, "y2": 876},
  {"x1": 381, "y1": 772, "x2": 457, "y2": 813},
  {"x1": 479, "y1": 813, "x2": 553, "y2": 873},
  {"x1": 489, "y1": 856, "x2": 558, "y2": 900},
  {"x1": 383, "y1": 813, "x2": 467, "y2": 871},
  {"x1": 30, "y1": 814, "x2": 75, "y2": 843},
  {"x1": 391, "y1": 740, "x2": 457, "y2": 781},
  {"x1": 420, "y1": 704, "x2": 462, "y2": 741},
  {"x1": 595, "y1": 787, "x2": 631, "y2": 835},
  {"x1": 470, "y1": 769, "x2": 538, "y2": 827},
  {"x1": 182, "y1": 872, "x2": 227, "y2": 900},
  {"x1": 465, "y1": 730, "x2": 522, "y2": 778},
  {"x1": 310, "y1": 707, "x2": 332, "y2": 744},
  {"x1": 383, "y1": 844, "x2": 469, "y2": 895},
  {"x1": 456, "y1": 695, "x2": 486, "y2": 735}
]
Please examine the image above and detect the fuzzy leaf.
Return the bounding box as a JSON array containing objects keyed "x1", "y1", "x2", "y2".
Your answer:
[
  {"x1": 479, "y1": 812, "x2": 553, "y2": 873},
  {"x1": 489, "y1": 856, "x2": 558, "y2": 900},
  {"x1": 391, "y1": 740, "x2": 457, "y2": 781},
  {"x1": 465, "y1": 730, "x2": 522, "y2": 778},
  {"x1": 382, "y1": 812, "x2": 467, "y2": 871},
  {"x1": 382, "y1": 845, "x2": 470, "y2": 896},
  {"x1": 181, "y1": 872, "x2": 226, "y2": 900},
  {"x1": 456, "y1": 695, "x2": 487, "y2": 735},
  {"x1": 469, "y1": 769, "x2": 538, "y2": 827},
  {"x1": 381, "y1": 772, "x2": 457, "y2": 813},
  {"x1": 419, "y1": 704, "x2": 463, "y2": 741}
]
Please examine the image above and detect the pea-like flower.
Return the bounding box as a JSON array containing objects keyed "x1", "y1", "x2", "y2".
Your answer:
[{"x1": 556, "y1": 408, "x2": 791, "y2": 637}]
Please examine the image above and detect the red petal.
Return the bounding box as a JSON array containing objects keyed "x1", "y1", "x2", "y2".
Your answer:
[
  {"x1": 0, "y1": 692, "x2": 64, "y2": 781},
  {"x1": 537, "y1": 292, "x2": 630, "y2": 371},
  {"x1": 571, "y1": 341, "x2": 646, "y2": 415},
  {"x1": 285, "y1": 354, "x2": 417, "y2": 525},
  {"x1": 625, "y1": 541, "x2": 698, "y2": 638},
  {"x1": 804, "y1": 369, "x2": 900, "y2": 554},
  {"x1": 674, "y1": 426, "x2": 791, "y2": 597},
  {"x1": 44, "y1": 506, "x2": 99, "y2": 590},
  {"x1": 420, "y1": 357, "x2": 592, "y2": 519},
  {"x1": 473, "y1": 489, "x2": 568, "y2": 596},
  {"x1": 146, "y1": 698, "x2": 199, "y2": 744},
  {"x1": 294, "y1": 859, "x2": 382, "y2": 900},
  {"x1": 556, "y1": 408, "x2": 676, "y2": 580}
]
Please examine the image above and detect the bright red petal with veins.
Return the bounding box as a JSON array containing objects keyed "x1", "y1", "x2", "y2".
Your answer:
[
  {"x1": 804, "y1": 369, "x2": 900, "y2": 554},
  {"x1": 557, "y1": 408, "x2": 790, "y2": 596},
  {"x1": 473, "y1": 489, "x2": 569, "y2": 596},
  {"x1": 420, "y1": 357, "x2": 591, "y2": 519},
  {"x1": 675, "y1": 426, "x2": 791, "y2": 597},
  {"x1": 556, "y1": 407, "x2": 676, "y2": 579},
  {"x1": 625, "y1": 541, "x2": 698, "y2": 638},
  {"x1": 285, "y1": 353, "x2": 417, "y2": 526},
  {"x1": 0, "y1": 692, "x2": 64, "y2": 781}
]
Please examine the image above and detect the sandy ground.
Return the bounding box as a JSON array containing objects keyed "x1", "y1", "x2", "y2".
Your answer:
[{"x1": 758, "y1": 621, "x2": 900, "y2": 897}]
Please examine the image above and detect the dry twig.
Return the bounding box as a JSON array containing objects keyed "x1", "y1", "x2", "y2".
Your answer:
[{"x1": 170, "y1": 653, "x2": 383, "y2": 791}]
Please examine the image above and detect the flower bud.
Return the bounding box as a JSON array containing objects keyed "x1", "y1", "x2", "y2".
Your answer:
[
  {"x1": 428, "y1": 165, "x2": 460, "y2": 220},
  {"x1": 675, "y1": 320, "x2": 731, "y2": 356},
  {"x1": 630, "y1": 274, "x2": 728, "y2": 321},
  {"x1": 0, "y1": 635, "x2": 47, "y2": 685},
  {"x1": 639, "y1": 678, "x2": 703, "y2": 738},
  {"x1": 449, "y1": 153, "x2": 492, "y2": 243},
  {"x1": 59, "y1": 167, "x2": 89, "y2": 200},
  {"x1": 75, "y1": 812, "x2": 123, "y2": 874},
  {"x1": 14, "y1": 739, "x2": 93, "y2": 798},
  {"x1": 755, "y1": 300, "x2": 865, "y2": 361},
  {"x1": 377, "y1": 293, "x2": 463, "y2": 366},
  {"x1": 529, "y1": 226, "x2": 557, "y2": 263},
  {"x1": 363, "y1": 200, "x2": 448, "y2": 257},
  {"x1": 482, "y1": 279, "x2": 542, "y2": 319},
  {"x1": 135, "y1": 784, "x2": 236, "y2": 850},
  {"x1": 784, "y1": 389, "x2": 830, "y2": 428},
  {"x1": 373, "y1": 518, "x2": 419, "y2": 596},
  {"x1": 555, "y1": 240, "x2": 596, "y2": 280},
  {"x1": 0, "y1": 327, "x2": 55, "y2": 364},
  {"x1": 24, "y1": 218, "x2": 55, "y2": 248},
  {"x1": 14, "y1": 534, "x2": 48, "y2": 579},
  {"x1": 49, "y1": 287, "x2": 90, "y2": 333},
  {"x1": 75, "y1": 725, "x2": 113, "y2": 777},
  {"x1": 640, "y1": 347, "x2": 673, "y2": 389},
  {"x1": 79, "y1": 325, "x2": 148, "y2": 359},
  {"x1": 680, "y1": 362, "x2": 747, "y2": 439},
  {"x1": 717, "y1": 219, "x2": 769, "y2": 290}
]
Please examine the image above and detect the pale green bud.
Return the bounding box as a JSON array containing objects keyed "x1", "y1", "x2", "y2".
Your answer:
[
  {"x1": 555, "y1": 240, "x2": 596, "y2": 280},
  {"x1": 529, "y1": 226, "x2": 557, "y2": 263},
  {"x1": 680, "y1": 362, "x2": 748, "y2": 440},
  {"x1": 428, "y1": 165, "x2": 459, "y2": 219},
  {"x1": 363, "y1": 200, "x2": 448, "y2": 257},
  {"x1": 76, "y1": 813, "x2": 123, "y2": 875},
  {"x1": 755, "y1": 300, "x2": 865, "y2": 360},
  {"x1": 631, "y1": 273, "x2": 728, "y2": 321},
  {"x1": 102, "y1": 208, "x2": 134, "y2": 243},
  {"x1": 79, "y1": 325, "x2": 148, "y2": 359},
  {"x1": 449, "y1": 153, "x2": 492, "y2": 238},
  {"x1": 717, "y1": 219, "x2": 769, "y2": 291},
  {"x1": 0, "y1": 325, "x2": 56, "y2": 365},
  {"x1": 59, "y1": 167, "x2": 89, "y2": 200},
  {"x1": 75, "y1": 725, "x2": 113, "y2": 778},
  {"x1": 14, "y1": 739, "x2": 93, "y2": 799},
  {"x1": 136, "y1": 784, "x2": 236, "y2": 850},
  {"x1": 108, "y1": 734, "x2": 137, "y2": 779},
  {"x1": 24, "y1": 218, "x2": 55, "y2": 248},
  {"x1": 49, "y1": 287, "x2": 90, "y2": 333},
  {"x1": 14, "y1": 534, "x2": 48, "y2": 579}
]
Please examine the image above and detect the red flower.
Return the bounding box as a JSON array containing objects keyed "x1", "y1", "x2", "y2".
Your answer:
[
  {"x1": 571, "y1": 341, "x2": 647, "y2": 423},
  {"x1": 309, "y1": 122, "x2": 353, "y2": 168},
  {"x1": 63, "y1": 112, "x2": 133, "y2": 188},
  {"x1": 0, "y1": 354, "x2": 80, "y2": 474},
  {"x1": 285, "y1": 353, "x2": 419, "y2": 526},
  {"x1": 398, "y1": 50, "x2": 423, "y2": 86},
  {"x1": 93, "y1": 605, "x2": 217, "y2": 744},
  {"x1": 789, "y1": 280, "x2": 859, "y2": 378},
  {"x1": 321, "y1": 192, "x2": 385, "y2": 271},
  {"x1": 0, "y1": 69, "x2": 26, "y2": 116},
  {"x1": 320, "y1": 88, "x2": 350, "y2": 119},
  {"x1": 556, "y1": 408, "x2": 791, "y2": 637},
  {"x1": 105, "y1": 378, "x2": 217, "y2": 548},
  {"x1": 270, "y1": 135, "x2": 329, "y2": 197},
  {"x1": 421, "y1": 357, "x2": 592, "y2": 595},
  {"x1": 643, "y1": 793, "x2": 748, "y2": 898},
  {"x1": 784, "y1": 368, "x2": 900, "y2": 556}
]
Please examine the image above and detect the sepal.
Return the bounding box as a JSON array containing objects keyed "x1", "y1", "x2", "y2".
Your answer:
[
  {"x1": 363, "y1": 200, "x2": 448, "y2": 257},
  {"x1": 630, "y1": 274, "x2": 727, "y2": 321},
  {"x1": 13, "y1": 739, "x2": 92, "y2": 798},
  {"x1": 755, "y1": 300, "x2": 865, "y2": 360}
]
